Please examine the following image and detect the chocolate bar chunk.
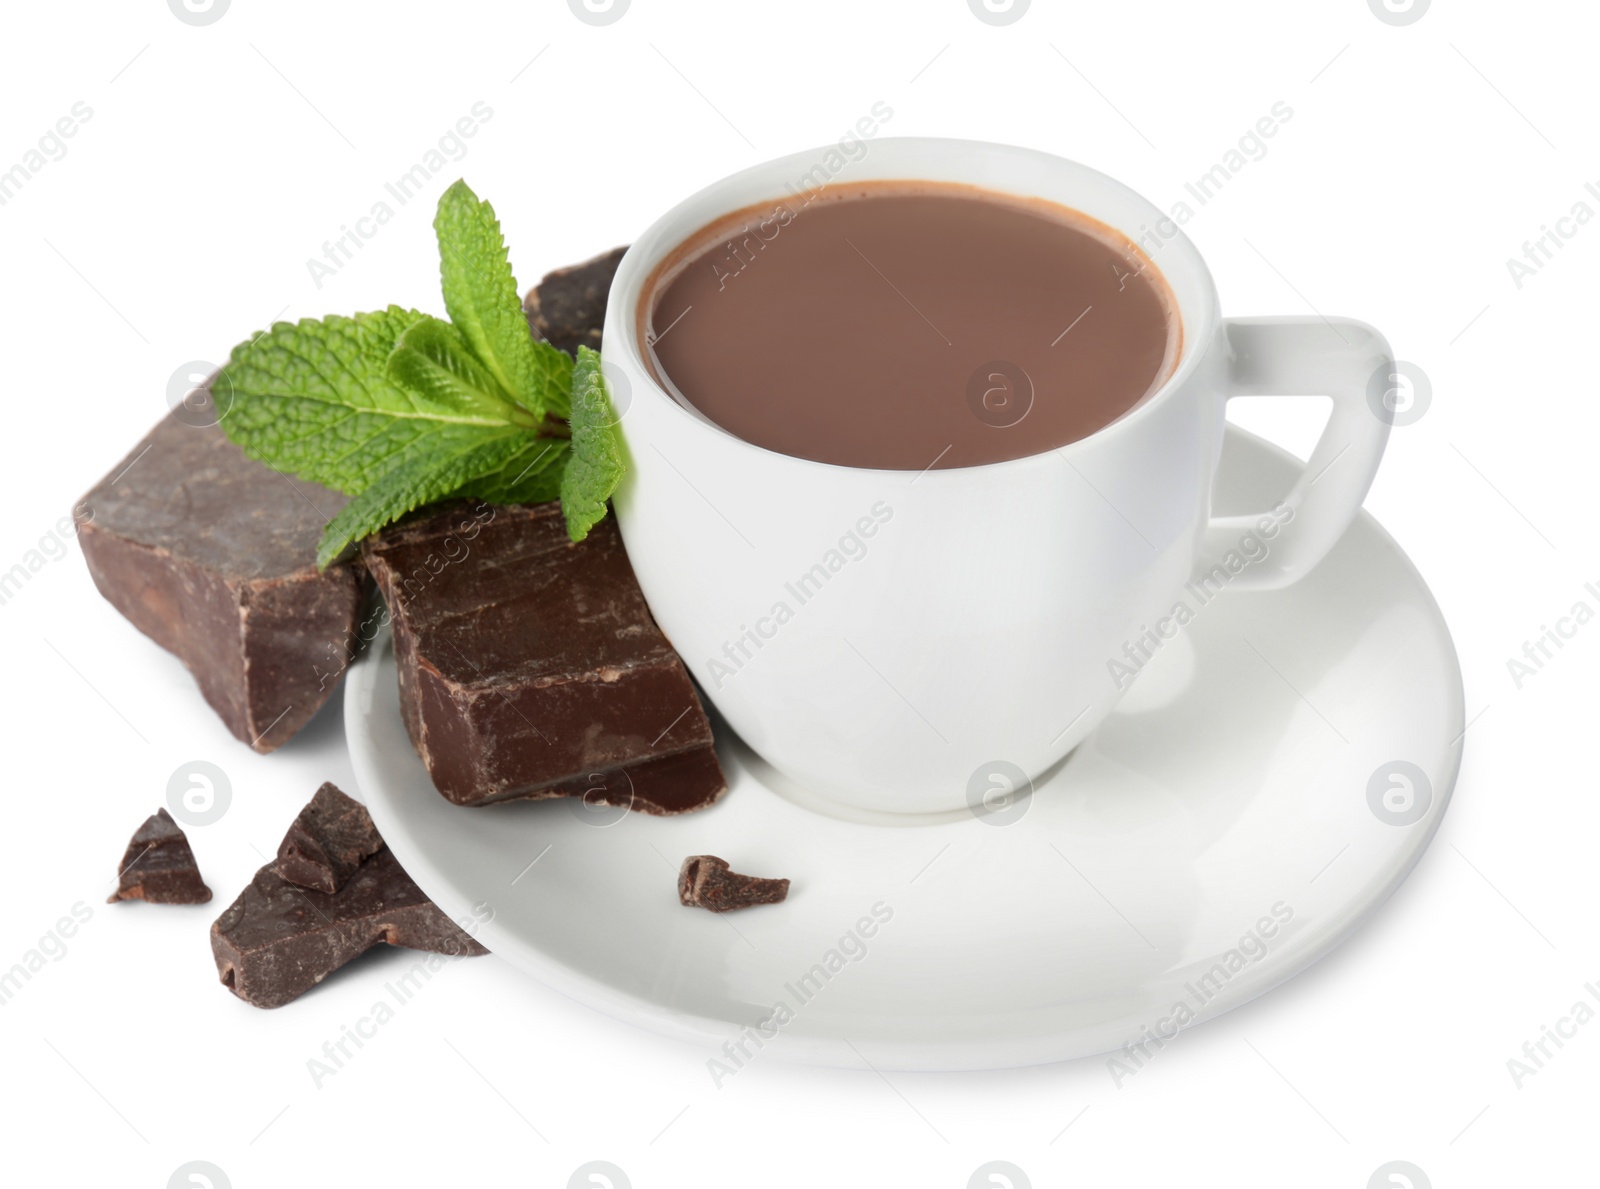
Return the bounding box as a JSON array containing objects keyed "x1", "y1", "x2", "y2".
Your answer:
[
  {"x1": 108, "y1": 809, "x2": 212, "y2": 905},
  {"x1": 212, "y1": 785, "x2": 487, "y2": 1009},
  {"x1": 678, "y1": 856, "x2": 790, "y2": 913},
  {"x1": 537, "y1": 747, "x2": 729, "y2": 816},
  {"x1": 79, "y1": 413, "x2": 370, "y2": 752},
  {"x1": 212, "y1": 847, "x2": 486, "y2": 1008},
  {"x1": 363, "y1": 502, "x2": 725, "y2": 810},
  {"x1": 276, "y1": 782, "x2": 384, "y2": 894},
  {"x1": 524, "y1": 246, "x2": 627, "y2": 357}
]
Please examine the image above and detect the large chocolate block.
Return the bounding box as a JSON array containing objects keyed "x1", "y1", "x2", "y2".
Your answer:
[
  {"x1": 523, "y1": 246, "x2": 627, "y2": 357},
  {"x1": 79, "y1": 413, "x2": 369, "y2": 752},
  {"x1": 362, "y1": 502, "x2": 725, "y2": 810}
]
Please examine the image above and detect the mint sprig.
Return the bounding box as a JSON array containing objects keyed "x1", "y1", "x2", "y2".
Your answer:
[{"x1": 216, "y1": 179, "x2": 624, "y2": 565}]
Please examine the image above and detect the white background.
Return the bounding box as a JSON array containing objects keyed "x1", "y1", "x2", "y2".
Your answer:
[{"x1": 0, "y1": 0, "x2": 1594, "y2": 1185}]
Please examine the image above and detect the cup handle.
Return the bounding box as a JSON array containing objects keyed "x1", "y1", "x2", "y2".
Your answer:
[{"x1": 1198, "y1": 315, "x2": 1393, "y2": 592}]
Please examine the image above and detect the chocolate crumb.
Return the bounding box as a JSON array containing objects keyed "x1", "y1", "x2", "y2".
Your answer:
[{"x1": 677, "y1": 855, "x2": 790, "y2": 913}]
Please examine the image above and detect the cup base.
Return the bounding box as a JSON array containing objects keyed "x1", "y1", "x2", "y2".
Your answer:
[{"x1": 728, "y1": 734, "x2": 1003, "y2": 827}]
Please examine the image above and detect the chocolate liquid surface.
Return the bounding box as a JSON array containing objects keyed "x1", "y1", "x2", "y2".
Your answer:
[{"x1": 641, "y1": 181, "x2": 1180, "y2": 470}]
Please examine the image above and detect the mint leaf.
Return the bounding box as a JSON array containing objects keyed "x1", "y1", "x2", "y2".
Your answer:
[
  {"x1": 435, "y1": 180, "x2": 563, "y2": 418},
  {"x1": 218, "y1": 307, "x2": 529, "y2": 493},
  {"x1": 531, "y1": 337, "x2": 575, "y2": 420},
  {"x1": 559, "y1": 347, "x2": 626, "y2": 541},
  {"x1": 457, "y1": 437, "x2": 570, "y2": 505},
  {"x1": 387, "y1": 316, "x2": 539, "y2": 428},
  {"x1": 316, "y1": 427, "x2": 532, "y2": 568}
]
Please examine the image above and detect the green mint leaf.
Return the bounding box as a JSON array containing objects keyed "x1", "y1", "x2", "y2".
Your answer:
[
  {"x1": 435, "y1": 179, "x2": 561, "y2": 419},
  {"x1": 456, "y1": 437, "x2": 571, "y2": 505},
  {"x1": 531, "y1": 337, "x2": 575, "y2": 420},
  {"x1": 218, "y1": 307, "x2": 529, "y2": 493},
  {"x1": 387, "y1": 316, "x2": 540, "y2": 428},
  {"x1": 315, "y1": 426, "x2": 533, "y2": 568},
  {"x1": 559, "y1": 347, "x2": 626, "y2": 542}
]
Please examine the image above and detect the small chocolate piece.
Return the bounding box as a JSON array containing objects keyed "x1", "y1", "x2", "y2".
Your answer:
[
  {"x1": 108, "y1": 809, "x2": 212, "y2": 905},
  {"x1": 275, "y1": 782, "x2": 383, "y2": 894},
  {"x1": 523, "y1": 246, "x2": 628, "y2": 357},
  {"x1": 79, "y1": 412, "x2": 370, "y2": 752},
  {"x1": 362, "y1": 501, "x2": 725, "y2": 811},
  {"x1": 212, "y1": 846, "x2": 486, "y2": 1009},
  {"x1": 677, "y1": 855, "x2": 790, "y2": 913}
]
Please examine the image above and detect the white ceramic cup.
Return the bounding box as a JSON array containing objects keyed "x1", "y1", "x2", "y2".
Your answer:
[{"x1": 606, "y1": 137, "x2": 1392, "y2": 817}]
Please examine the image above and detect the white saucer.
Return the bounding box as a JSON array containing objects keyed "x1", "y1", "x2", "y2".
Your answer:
[{"x1": 344, "y1": 427, "x2": 1463, "y2": 1071}]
